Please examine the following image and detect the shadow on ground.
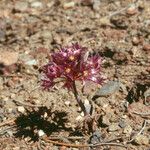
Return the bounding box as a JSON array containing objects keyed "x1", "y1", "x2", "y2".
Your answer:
[
  {"x1": 126, "y1": 82, "x2": 149, "y2": 104},
  {"x1": 14, "y1": 107, "x2": 72, "y2": 142}
]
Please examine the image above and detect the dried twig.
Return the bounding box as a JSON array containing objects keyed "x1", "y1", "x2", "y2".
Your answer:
[
  {"x1": 0, "y1": 118, "x2": 15, "y2": 127},
  {"x1": 0, "y1": 125, "x2": 16, "y2": 136},
  {"x1": 45, "y1": 139, "x2": 127, "y2": 148},
  {"x1": 109, "y1": 0, "x2": 139, "y2": 18},
  {"x1": 13, "y1": 99, "x2": 43, "y2": 107},
  {"x1": 132, "y1": 111, "x2": 150, "y2": 116},
  {"x1": 0, "y1": 74, "x2": 23, "y2": 78},
  {"x1": 127, "y1": 120, "x2": 147, "y2": 143},
  {"x1": 49, "y1": 136, "x2": 85, "y2": 140}
]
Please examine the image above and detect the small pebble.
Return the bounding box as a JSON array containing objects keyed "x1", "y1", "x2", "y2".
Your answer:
[
  {"x1": 102, "y1": 115, "x2": 110, "y2": 126},
  {"x1": 64, "y1": 101, "x2": 70, "y2": 106},
  {"x1": 99, "y1": 17, "x2": 110, "y2": 26},
  {"x1": 7, "y1": 108, "x2": 13, "y2": 113},
  {"x1": 31, "y1": 1, "x2": 43, "y2": 8},
  {"x1": 75, "y1": 115, "x2": 83, "y2": 121},
  {"x1": 89, "y1": 130, "x2": 102, "y2": 144},
  {"x1": 15, "y1": 1, "x2": 28, "y2": 12},
  {"x1": 10, "y1": 93, "x2": 16, "y2": 99},
  {"x1": 118, "y1": 120, "x2": 126, "y2": 128},
  {"x1": 43, "y1": 112, "x2": 48, "y2": 118},
  {"x1": 84, "y1": 99, "x2": 92, "y2": 115},
  {"x1": 134, "y1": 135, "x2": 149, "y2": 145},
  {"x1": 63, "y1": 2, "x2": 75, "y2": 9},
  {"x1": 41, "y1": 30, "x2": 52, "y2": 39},
  {"x1": 95, "y1": 81, "x2": 120, "y2": 96},
  {"x1": 143, "y1": 44, "x2": 150, "y2": 52},
  {"x1": 80, "y1": 112, "x2": 84, "y2": 117},
  {"x1": 38, "y1": 130, "x2": 45, "y2": 137},
  {"x1": 123, "y1": 125, "x2": 132, "y2": 135},
  {"x1": 93, "y1": 0, "x2": 101, "y2": 11},
  {"x1": 17, "y1": 106, "x2": 25, "y2": 113},
  {"x1": 0, "y1": 51, "x2": 19, "y2": 66},
  {"x1": 0, "y1": 30, "x2": 6, "y2": 41},
  {"x1": 25, "y1": 59, "x2": 37, "y2": 65},
  {"x1": 126, "y1": 5, "x2": 137, "y2": 15},
  {"x1": 108, "y1": 123, "x2": 120, "y2": 132},
  {"x1": 132, "y1": 37, "x2": 139, "y2": 45},
  {"x1": 144, "y1": 88, "x2": 150, "y2": 99},
  {"x1": 7, "y1": 130, "x2": 13, "y2": 137},
  {"x1": 0, "y1": 114, "x2": 4, "y2": 122}
]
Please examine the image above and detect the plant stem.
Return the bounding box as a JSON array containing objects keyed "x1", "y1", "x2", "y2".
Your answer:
[{"x1": 72, "y1": 81, "x2": 87, "y2": 116}]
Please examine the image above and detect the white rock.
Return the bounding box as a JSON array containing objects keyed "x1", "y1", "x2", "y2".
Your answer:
[
  {"x1": 17, "y1": 106, "x2": 25, "y2": 113},
  {"x1": 84, "y1": 99, "x2": 91, "y2": 114},
  {"x1": 7, "y1": 108, "x2": 13, "y2": 113},
  {"x1": 43, "y1": 112, "x2": 48, "y2": 118},
  {"x1": 76, "y1": 115, "x2": 83, "y2": 121},
  {"x1": 123, "y1": 125, "x2": 132, "y2": 135},
  {"x1": 64, "y1": 101, "x2": 70, "y2": 106},
  {"x1": 31, "y1": 1, "x2": 43, "y2": 8},
  {"x1": 80, "y1": 112, "x2": 84, "y2": 117},
  {"x1": 10, "y1": 93, "x2": 16, "y2": 99},
  {"x1": 25, "y1": 59, "x2": 37, "y2": 65},
  {"x1": 63, "y1": 2, "x2": 75, "y2": 9},
  {"x1": 38, "y1": 130, "x2": 45, "y2": 137}
]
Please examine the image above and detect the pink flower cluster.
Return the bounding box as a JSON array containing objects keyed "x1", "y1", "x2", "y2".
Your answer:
[{"x1": 41, "y1": 43, "x2": 104, "y2": 90}]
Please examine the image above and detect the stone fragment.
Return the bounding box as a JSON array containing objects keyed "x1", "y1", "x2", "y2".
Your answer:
[
  {"x1": 84, "y1": 99, "x2": 92, "y2": 115},
  {"x1": 99, "y1": 17, "x2": 110, "y2": 26},
  {"x1": 0, "y1": 30, "x2": 6, "y2": 41},
  {"x1": 17, "y1": 106, "x2": 25, "y2": 113},
  {"x1": 89, "y1": 130, "x2": 102, "y2": 144},
  {"x1": 15, "y1": 2, "x2": 28, "y2": 12},
  {"x1": 25, "y1": 59, "x2": 37, "y2": 66},
  {"x1": 64, "y1": 101, "x2": 70, "y2": 106},
  {"x1": 38, "y1": 130, "x2": 45, "y2": 137},
  {"x1": 108, "y1": 123, "x2": 120, "y2": 132},
  {"x1": 118, "y1": 120, "x2": 126, "y2": 128},
  {"x1": 126, "y1": 5, "x2": 137, "y2": 15},
  {"x1": 76, "y1": 115, "x2": 83, "y2": 121},
  {"x1": 134, "y1": 135, "x2": 149, "y2": 145},
  {"x1": 63, "y1": 2, "x2": 75, "y2": 9},
  {"x1": 143, "y1": 44, "x2": 150, "y2": 52},
  {"x1": 93, "y1": 0, "x2": 101, "y2": 11},
  {"x1": 132, "y1": 37, "x2": 139, "y2": 45},
  {"x1": 81, "y1": 0, "x2": 93, "y2": 6},
  {"x1": 41, "y1": 30, "x2": 52, "y2": 39},
  {"x1": 110, "y1": 15, "x2": 128, "y2": 29},
  {"x1": 123, "y1": 125, "x2": 132, "y2": 135},
  {"x1": 31, "y1": 1, "x2": 43, "y2": 8},
  {"x1": 102, "y1": 115, "x2": 110, "y2": 126},
  {"x1": 7, "y1": 130, "x2": 13, "y2": 137},
  {"x1": 95, "y1": 81, "x2": 120, "y2": 96},
  {"x1": 0, "y1": 51, "x2": 19, "y2": 66}
]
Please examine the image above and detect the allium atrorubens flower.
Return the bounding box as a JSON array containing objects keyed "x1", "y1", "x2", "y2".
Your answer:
[{"x1": 41, "y1": 43, "x2": 104, "y2": 90}]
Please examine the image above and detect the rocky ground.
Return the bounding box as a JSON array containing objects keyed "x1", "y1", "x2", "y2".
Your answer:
[{"x1": 0, "y1": 0, "x2": 150, "y2": 150}]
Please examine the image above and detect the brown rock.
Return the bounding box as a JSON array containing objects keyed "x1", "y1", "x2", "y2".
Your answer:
[
  {"x1": 143, "y1": 44, "x2": 150, "y2": 52},
  {"x1": 132, "y1": 37, "x2": 139, "y2": 45},
  {"x1": 0, "y1": 51, "x2": 19, "y2": 66},
  {"x1": 126, "y1": 5, "x2": 137, "y2": 15}
]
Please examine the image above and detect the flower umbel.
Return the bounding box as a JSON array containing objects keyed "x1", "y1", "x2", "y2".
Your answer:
[{"x1": 41, "y1": 43, "x2": 104, "y2": 90}]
